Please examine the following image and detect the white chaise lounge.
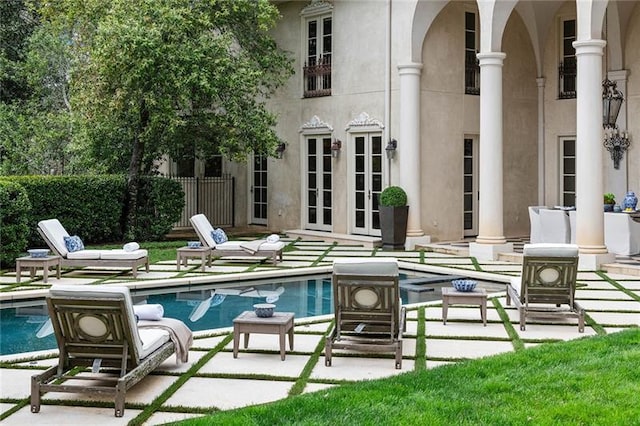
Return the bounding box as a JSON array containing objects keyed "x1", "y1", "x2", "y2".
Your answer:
[
  {"x1": 37, "y1": 219, "x2": 149, "y2": 278},
  {"x1": 189, "y1": 214, "x2": 285, "y2": 265}
]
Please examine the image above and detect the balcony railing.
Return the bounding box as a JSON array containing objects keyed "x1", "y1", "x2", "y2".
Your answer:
[
  {"x1": 304, "y1": 56, "x2": 331, "y2": 98},
  {"x1": 464, "y1": 51, "x2": 480, "y2": 95},
  {"x1": 558, "y1": 57, "x2": 576, "y2": 99}
]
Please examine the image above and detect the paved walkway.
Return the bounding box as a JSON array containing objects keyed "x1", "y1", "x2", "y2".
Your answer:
[{"x1": 1, "y1": 238, "x2": 639, "y2": 425}]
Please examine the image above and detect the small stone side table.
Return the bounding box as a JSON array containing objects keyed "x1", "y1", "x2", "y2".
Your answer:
[
  {"x1": 442, "y1": 287, "x2": 487, "y2": 326},
  {"x1": 16, "y1": 255, "x2": 61, "y2": 284},
  {"x1": 176, "y1": 247, "x2": 211, "y2": 272},
  {"x1": 233, "y1": 311, "x2": 295, "y2": 361}
]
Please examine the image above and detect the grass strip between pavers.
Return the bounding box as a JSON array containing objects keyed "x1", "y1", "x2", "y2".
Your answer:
[
  {"x1": 491, "y1": 297, "x2": 525, "y2": 351},
  {"x1": 130, "y1": 334, "x2": 233, "y2": 426}
]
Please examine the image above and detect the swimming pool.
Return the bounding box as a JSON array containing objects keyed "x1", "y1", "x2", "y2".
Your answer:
[{"x1": 0, "y1": 272, "x2": 504, "y2": 356}]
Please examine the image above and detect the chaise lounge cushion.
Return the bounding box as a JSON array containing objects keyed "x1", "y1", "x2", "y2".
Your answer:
[
  {"x1": 100, "y1": 249, "x2": 148, "y2": 260},
  {"x1": 66, "y1": 250, "x2": 102, "y2": 260},
  {"x1": 333, "y1": 257, "x2": 399, "y2": 276},
  {"x1": 38, "y1": 219, "x2": 148, "y2": 260}
]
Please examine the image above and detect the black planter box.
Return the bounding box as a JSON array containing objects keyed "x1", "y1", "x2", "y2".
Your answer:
[{"x1": 379, "y1": 205, "x2": 409, "y2": 250}]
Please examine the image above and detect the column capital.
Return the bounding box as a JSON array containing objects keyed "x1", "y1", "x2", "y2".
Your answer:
[
  {"x1": 476, "y1": 52, "x2": 506, "y2": 66},
  {"x1": 397, "y1": 62, "x2": 423, "y2": 75},
  {"x1": 572, "y1": 39, "x2": 605, "y2": 56},
  {"x1": 608, "y1": 69, "x2": 628, "y2": 82}
]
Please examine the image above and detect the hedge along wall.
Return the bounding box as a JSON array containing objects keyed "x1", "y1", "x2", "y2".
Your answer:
[
  {"x1": 2, "y1": 175, "x2": 184, "y2": 251},
  {"x1": 0, "y1": 180, "x2": 31, "y2": 268},
  {"x1": 9, "y1": 175, "x2": 127, "y2": 247}
]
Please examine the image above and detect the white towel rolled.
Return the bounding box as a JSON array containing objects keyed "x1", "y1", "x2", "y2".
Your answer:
[
  {"x1": 133, "y1": 304, "x2": 164, "y2": 321},
  {"x1": 266, "y1": 234, "x2": 280, "y2": 244},
  {"x1": 123, "y1": 242, "x2": 140, "y2": 252}
]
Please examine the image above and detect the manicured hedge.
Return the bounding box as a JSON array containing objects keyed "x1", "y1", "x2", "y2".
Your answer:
[
  {"x1": 1, "y1": 175, "x2": 184, "y2": 252},
  {"x1": 0, "y1": 180, "x2": 31, "y2": 268}
]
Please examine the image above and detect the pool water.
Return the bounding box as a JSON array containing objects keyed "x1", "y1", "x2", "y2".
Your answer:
[{"x1": 0, "y1": 273, "x2": 504, "y2": 356}]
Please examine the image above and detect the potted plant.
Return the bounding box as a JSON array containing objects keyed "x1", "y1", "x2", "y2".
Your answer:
[
  {"x1": 378, "y1": 186, "x2": 409, "y2": 250},
  {"x1": 604, "y1": 193, "x2": 616, "y2": 212}
]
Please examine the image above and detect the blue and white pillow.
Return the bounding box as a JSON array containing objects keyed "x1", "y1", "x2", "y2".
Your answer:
[
  {"x1": 211, "y1": 228, "x2": 228, "y2": 244},
  {"x1": 64, "y1": 235, "x2": 85, "y2": 252}
]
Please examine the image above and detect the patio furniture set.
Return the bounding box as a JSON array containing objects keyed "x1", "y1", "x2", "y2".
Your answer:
[{"x1": 20, "y1": 216, "x2": 584, "y2": 417}]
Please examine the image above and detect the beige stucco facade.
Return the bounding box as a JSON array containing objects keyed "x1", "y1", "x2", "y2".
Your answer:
[{"x1": 170, "y1": 0, "x2": 640, "y2": 266}]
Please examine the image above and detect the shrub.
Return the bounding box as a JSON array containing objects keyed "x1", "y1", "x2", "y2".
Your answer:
[
  {"x1": 134, "y1": 176, "x2": 185, "y2": 241},
  {"x1": 0, "y1": 180, "x2": 31, "y2": 268},
  {"x1": 604, "y1": 192, "x2": 616, "y2": 205},
  {"x1": 380, "y1": 186, "x2": 407, "y2": 207},
  {"x1": 2, "y1": 175, "x2": 184, "y2": 246}
]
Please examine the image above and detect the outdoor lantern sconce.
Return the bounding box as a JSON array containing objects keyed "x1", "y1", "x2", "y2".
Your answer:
[
  {"x1": 604, "y1": 128, "x2": 630, "y2": 170},
  {"x1": 602, "y1": 78, "x2": 631, "y2": 169},
  {"x1": 275, "y1": 142, "x2": 286, "y2": 159},
  {"x1": 385, "y1": 139, "x2": 397, "y2": 159},
  {"x1": 331, "y1": 139, "x2": 342, "y2": 158}
]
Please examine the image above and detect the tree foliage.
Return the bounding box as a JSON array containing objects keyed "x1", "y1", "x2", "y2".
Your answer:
[
  {"x1": 6, "y1": 0, "x2": 293, "y2": 238},
  {"x1": 38, "y1": 0, "x2": 294, "y2": 171}
]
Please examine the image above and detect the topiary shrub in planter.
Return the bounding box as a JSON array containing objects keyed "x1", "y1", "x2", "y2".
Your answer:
[{"x1": 379, "y1": 186, "x2": 409, "y2": 250}]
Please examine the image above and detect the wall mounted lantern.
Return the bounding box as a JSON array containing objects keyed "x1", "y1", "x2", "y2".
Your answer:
[
  {"x1": 385, "y1": 139, "x2": 397, "y2": 159},
  {"x1": 602, "y1": 78, "x2": 630, "y2": 169},
  {"x1": 331, "y1": 139, "x2": 342, "y2": 158},
  {"x1": 275, "y1": 142, "x2": 286, "y2": 159}
]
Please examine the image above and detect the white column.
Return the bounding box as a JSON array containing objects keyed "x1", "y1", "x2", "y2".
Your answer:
[
  {"x1": 475, "y1": 52, "x2": 507, "y2": 245},
  {"x1": 398, "y1": 63, "x2": 424, "y2": 238},
  {"x1": 536, "y1": 77, "x2": 546, "y2": 205},
  {"x1": 573, "y1": 40, "x2": 607, "y2": 255}
]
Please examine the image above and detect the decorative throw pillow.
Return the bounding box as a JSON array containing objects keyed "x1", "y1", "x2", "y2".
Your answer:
[
  {"x1": 211, "y1": 228, "x2": 228, "y2": 244},
  {"x1": 64, "y1": 235, "x2": 85, "y2": 252}
]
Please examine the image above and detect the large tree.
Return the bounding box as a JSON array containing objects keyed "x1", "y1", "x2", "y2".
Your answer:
[{"x1": 37, "y1": 0, "x2": 293, "y2": 238}]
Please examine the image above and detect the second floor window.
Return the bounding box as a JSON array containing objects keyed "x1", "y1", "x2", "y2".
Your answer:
[
  {"x1": 559, "y1": 18, "x2": 576, "y2": 99},
  {"x1": 464, "y1": 11, "x2": 480, "y2": 95},
  {"x1": 304, "y1": 16, "x2": 332, "y2": 98}
]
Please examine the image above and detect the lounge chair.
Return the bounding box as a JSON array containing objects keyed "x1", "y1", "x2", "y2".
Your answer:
[
  {"x1": 189, "y1": 214, "x2": 285, "y2": 265},
  {"x1": 37, "y1": 219, "x2": 149, "y2": 278},
  {"x1": 31, "y1": 284, "x2": 192, "y2": 417},
  {"x1": 325, "y1": 258, "x2": 406, "y2": 369},
  {"x1": 506, "y1": 243, "x2": 585, "y2": 332}
]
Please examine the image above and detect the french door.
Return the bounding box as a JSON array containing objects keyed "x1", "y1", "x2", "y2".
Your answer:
[
  {"x1": 304, "y1": 136, "x2": 333, "y2": 230},
  {"x1": 250, "y1": 154, "x2": 268, "y2": 225},
  {"x1": 352, "y1": 133, "x2": 383, "y2": 236},
  {"x1": 463, "y1": 137, "x2": 479, "y2": 236}
]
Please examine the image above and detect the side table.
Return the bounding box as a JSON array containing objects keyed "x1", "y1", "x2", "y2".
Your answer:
[
  {"x1": 176, "y1": 247, "x2": 211, "y2": 272},
  {"x1": 233, "y1": 311, "x2": 295, "y2": 361},
  {"x1": 442, "y1": 287, "x2": 487, "y2": 326},
  {"x1": 16, "y1": 255, "x2": 61, "y2": 284}
]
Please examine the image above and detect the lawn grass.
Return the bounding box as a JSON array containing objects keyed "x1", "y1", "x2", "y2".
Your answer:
[{"x1": 177, "y1": 328, "x2": 640, "y2": 425}]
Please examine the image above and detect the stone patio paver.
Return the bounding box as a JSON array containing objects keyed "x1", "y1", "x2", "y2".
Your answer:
[
  {"x1": 164, "y1": 377, "x2": 293, "y2": 411},
  {"x1": 2, "y1": 237, "x2": 640, "y2": 425}
]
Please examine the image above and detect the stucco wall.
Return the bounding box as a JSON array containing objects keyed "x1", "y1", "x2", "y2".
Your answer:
[
  {"x1": 418, "y1": 2, "x2": 537, "y2": 241},
  {"x1": 625, "y1": 4, "x2": 640, "y2": 193}
]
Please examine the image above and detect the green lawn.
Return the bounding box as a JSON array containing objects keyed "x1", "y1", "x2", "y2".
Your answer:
[{"x1": 177, "y1": 328, "x2": 640, "y2": 425}]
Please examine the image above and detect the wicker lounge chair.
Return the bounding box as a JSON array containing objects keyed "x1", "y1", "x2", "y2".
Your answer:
[
  {"x1": 37, "y1": 219, "x2": 149, "y2": 278},
  {"x1": 30, "y1": 285, "x2": 190, "y2": 417},
  {"x1": 506, "y1": 243, "x2": 585, "y2": 332},
  {"x1": 325, "y1": 258, "x2": 406, "y2": 369},
  {"x1": 189, "y1": 214, "x2": 285, "y2": 265}
]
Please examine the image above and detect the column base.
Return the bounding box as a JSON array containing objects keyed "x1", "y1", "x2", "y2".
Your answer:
[
  {"x1": 578, "y1": 252, "x2": 616, "y2": 270},
  {"x1": 405, "y1": 235, "x2": 431, "y2": 250},
  {"x1": 469, "y1": 242, "x2": 514, "y2": 261}
]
